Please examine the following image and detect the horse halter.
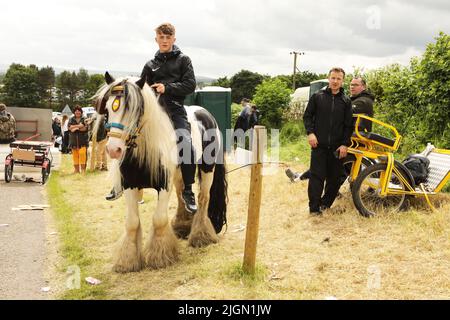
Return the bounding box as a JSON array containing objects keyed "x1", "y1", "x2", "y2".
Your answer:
[{"x1": 98, "y1": 80, "x2": 145, "y2": 148}]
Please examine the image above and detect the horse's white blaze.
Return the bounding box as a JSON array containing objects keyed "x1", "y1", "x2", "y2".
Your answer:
[{"x1": 106, "y1": 135, "x2": 126, "y2": 159}]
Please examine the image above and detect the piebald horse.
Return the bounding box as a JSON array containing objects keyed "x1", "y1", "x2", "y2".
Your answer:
[{"x1": 93, "y1": 73, "x2": 227, "y2": 272}]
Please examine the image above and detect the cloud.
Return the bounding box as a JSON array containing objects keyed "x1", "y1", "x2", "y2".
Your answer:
[{"x1": 0, "y1": 0, "x2": 448, "y2": 77}]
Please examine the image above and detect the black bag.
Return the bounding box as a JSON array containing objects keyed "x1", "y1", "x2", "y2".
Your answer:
[{"x1": 402, "y1": 154, "x2": 430, "y2": 185}]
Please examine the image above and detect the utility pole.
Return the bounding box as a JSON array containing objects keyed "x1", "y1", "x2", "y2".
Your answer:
[{"x1": 290, "y1": 51, "x2": 305, "y2": 91}]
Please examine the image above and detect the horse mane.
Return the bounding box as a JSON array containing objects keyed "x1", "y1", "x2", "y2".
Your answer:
[{"x1": 93, "y1": 77, "x2": 177, "y2": 186}]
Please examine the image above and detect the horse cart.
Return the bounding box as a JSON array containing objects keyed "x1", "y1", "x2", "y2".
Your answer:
[{"x1": 4, "y1": 140, "x2": 53, "y2": 184}]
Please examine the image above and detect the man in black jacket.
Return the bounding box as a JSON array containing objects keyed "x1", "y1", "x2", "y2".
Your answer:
[
  {"x1": 350, "y1": 77, "x2": 374, "y2": 132},
  {"x1": 140, "y1": 22, "x2": 198, "y2": 214},
  {"x1": 303, "y1": 67, "x2": 353, "y2": 215},
  {"x1": 286, "y1": 76, "x2": 375, "y2": 183}
]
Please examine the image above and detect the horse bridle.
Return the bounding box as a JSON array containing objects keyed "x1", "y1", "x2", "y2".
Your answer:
[{"x1": 97, "y1": 80, "x2": 145, "y2": 148}]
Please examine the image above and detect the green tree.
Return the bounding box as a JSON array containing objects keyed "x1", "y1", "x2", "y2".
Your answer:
[
  {"x1": 37, "y1": 66, "x2": 55, "y2": 108},
  {"x1": 252, "y1": 78, "x2": 292, "y2": 129},
  {"x1": 229, "y1": 70, "x2": 266, "y2": 103},
  {"x1": 84, "y1": 74, "x2": 105, "y2": 100},
  {"x1": 365, "y1": 32, "x2": 450, "y2": 152},
  {"x1": 56, "y1": 69, "x2": 89, "y2": 108},
  {"x1": 1, "y1": 63, "x2": 40, "y2": 107},
  {"x1": 211, "y1": 76, "x2": 231, "y2": 88},
  {"x1": 274, "y1": 71, "x2": 323, "y2": 90}
]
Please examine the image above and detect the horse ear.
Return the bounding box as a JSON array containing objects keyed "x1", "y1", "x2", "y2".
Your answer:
[
  {"x1": 105, "y1": 72, "x2": 115, "y2": 85},
  {"x1": 135, "y1": 75, "x2": 146, "y2": 89}
]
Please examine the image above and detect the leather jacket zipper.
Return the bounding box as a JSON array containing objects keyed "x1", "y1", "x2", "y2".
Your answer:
[{"x1": 328, "y1": 95, "x2": 335, "y2": 146}]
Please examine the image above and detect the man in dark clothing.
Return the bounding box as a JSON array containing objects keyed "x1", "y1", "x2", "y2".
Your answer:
[
  {"x1": 349, "y1": 77, "x2": 374, "y2": 132},
  {"x1": 303, "y1": 67, "x2": 353, "y2": 215},
  {"x1": 286, "y1": 77, "x2": 375, "y2": 183},
  {"x1": 141, "y1": 22, "x2": 197, "y2": 214}
]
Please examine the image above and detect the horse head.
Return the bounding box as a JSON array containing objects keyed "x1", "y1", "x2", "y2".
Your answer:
[{"x1": 95, "y1": 72, "x2": 146, "y2": 160}]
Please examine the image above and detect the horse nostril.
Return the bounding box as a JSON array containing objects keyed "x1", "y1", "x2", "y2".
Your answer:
[{"x1": 116, "y1": 147, "x2": 122, "y2": 154}]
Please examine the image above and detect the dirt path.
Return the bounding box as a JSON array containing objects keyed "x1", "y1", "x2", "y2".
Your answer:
[{"x1": 0, "y1": 180, "x2": 51, "y2": 299}]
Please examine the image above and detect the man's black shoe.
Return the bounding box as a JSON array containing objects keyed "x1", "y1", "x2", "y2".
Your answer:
[
  {"x1": 299, "y1": 170, "x2": 311, "y2": 180},
  {"x1": 182, "y1": 190, "x2": 198, "y2": 214},
  {"x1": 285, "y1": 168, "x2": 300, "y2": 182},
  {"x1": 105, "y1": 188, "x2": 123, "y2": 201}
]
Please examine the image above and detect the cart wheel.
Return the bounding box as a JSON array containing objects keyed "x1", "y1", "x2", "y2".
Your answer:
[
  {"x1": 351, "y1": 163, "x2": 414, "y2": 217},
  {"x1": 41, "y1": 158, "x2": 51, "y2": 184},
  {"x1": 342, "y1": 156, "x2": 376, "y2": 191},
  {"x1": 4, "y1": 159, "x2": 14, "y2": 183}
]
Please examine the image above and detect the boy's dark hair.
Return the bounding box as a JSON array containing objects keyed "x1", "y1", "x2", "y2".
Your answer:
[
  {"x1": 328, "y1": 67, "x2": 346, "y2": 77},
  {"x1": 155, "y1": 23, "x2": 175, "y2": 35}
]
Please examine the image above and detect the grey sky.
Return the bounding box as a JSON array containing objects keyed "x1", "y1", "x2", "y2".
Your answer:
[{"x1": 0, "y1": 0, "x2": 448, "y2": 78}]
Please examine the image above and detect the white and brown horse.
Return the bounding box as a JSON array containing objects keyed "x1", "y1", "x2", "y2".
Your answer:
[{"x1": 93, "y1": 73, "x2": 227, "y2": 272}]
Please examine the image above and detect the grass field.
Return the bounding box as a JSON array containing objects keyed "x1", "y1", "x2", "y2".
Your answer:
[{"x1": 47, "y1": 149, "x2": 450, "y2": 300}]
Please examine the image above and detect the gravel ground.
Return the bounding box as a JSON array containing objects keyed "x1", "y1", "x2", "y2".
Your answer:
[{"x1": 0, "y1": 173, "x2": 51, "y2": 300}]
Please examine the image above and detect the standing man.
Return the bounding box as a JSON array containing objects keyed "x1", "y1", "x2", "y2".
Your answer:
[
  {"x1": 140, "y1": 23, "x2": 198, "y2": 214},
  {"x1": 349, "y1": 77, "x2": 374, "y2": 132},
  {"x1": 286, "y1": 76, "x2": 375, "y2": 183},
  {"x1": 303, "y1": 67, "x2": 353, "y2": 215}
]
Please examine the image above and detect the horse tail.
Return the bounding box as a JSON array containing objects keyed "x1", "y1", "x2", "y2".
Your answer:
[{"x1": 208, "y1": 160, "x2": 228, "y2": 234}]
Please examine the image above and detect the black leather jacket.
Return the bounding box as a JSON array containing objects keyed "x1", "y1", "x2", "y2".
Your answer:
[
  {"x1": 140, "y1": 45, "x2": 196, "y2": 105},
  {"x1": 351, "y1": 90, "x2": 375, "y2": 132},
  {"x1": 303, "y1": 87, "x2": 353, "y2": 148}
]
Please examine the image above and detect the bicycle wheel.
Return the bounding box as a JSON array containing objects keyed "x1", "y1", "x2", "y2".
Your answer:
[
  {"x1": 352, "y1": 162, "x2": 413, "y2": 217},
  {"x1": 4, "y1": 159, "x2": 13, "y2": 183},
  {"x1": 41, "y1": 157, "x2": 51, "y2": 184},
  {"x1": 343, "y1": 155, "x2": 375, "y2": 190}
]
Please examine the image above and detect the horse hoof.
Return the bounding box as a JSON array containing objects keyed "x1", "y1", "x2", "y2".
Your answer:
[
  {"x1": 172, "y1": 225, "x2": 191, "y2": 239},
  {"x1": 112, "y1": 260, "x2": 143, "y2": 273},
  {"x1": 188, "y1": 232, "x2": 219, "y2": 248}
]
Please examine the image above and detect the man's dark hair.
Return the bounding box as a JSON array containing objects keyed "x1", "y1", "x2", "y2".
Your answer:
[
  {"x1": 155, "y1": 23, "x2": 175, "y2": 35},
  {"x1": 353, "y1": 77, "x2": 367, "y2": 87},
  {"x1": 328, "y1": 67, "x2": 346, "y2": 77},
  {"x1": 73, "y1": 105, "x2": 83, "y2": 114}
]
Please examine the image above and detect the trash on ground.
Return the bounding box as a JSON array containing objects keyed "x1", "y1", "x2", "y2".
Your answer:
[
  {"x1": 12, "y1": 204, "x2": 50, "y2": 211},
  {"x1": 13, "y1": 174, "x2": 37, "y2": 182},
  {"x1": 231, "y1": 223, "x2": 246, "y2": 233},
  {"x1": 0, "y1": 224, "x2": 10, "y2": 227},
  {"x1": 85, "y1": 277, "x2": 102, "y2": 285},
  {"x1": 40, "y1": 287, "x2": 50, "y2": 292},
  {"x1": 49, "y1": 232, "x2": 58, "y2": 235},
  {"x1": 321, "y1": 237, "x2": 331, "y2": 244}
]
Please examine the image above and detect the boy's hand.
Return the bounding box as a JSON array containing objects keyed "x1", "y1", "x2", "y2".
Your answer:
[{"x1": 151, "y1": 83, "x2": 165, "y2": 94}]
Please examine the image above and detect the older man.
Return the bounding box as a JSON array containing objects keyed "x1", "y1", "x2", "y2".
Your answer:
[{"x1": 349, "y1": 77, "x2": 374, "y2": 132}]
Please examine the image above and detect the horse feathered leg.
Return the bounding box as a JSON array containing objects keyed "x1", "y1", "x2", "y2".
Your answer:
[
  {"x1": 144, "y1": 189, "x2": 180, "y2": 269},
  {"x1": 171, "y1": 168, "x2": 193, "y2": 239},
  {"x1": 112, "y1": 188, "x2": 143, "y2": 273},
  {"x1": 188, "y1": 169, "x2": 219, "y2": 247}
]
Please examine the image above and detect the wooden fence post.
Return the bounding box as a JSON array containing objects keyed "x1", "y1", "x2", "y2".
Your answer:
[{"x1": 243, "y1": 125, "x2": 266, "y2": 274}]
